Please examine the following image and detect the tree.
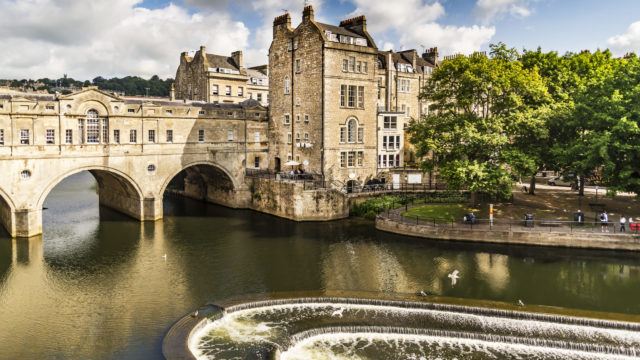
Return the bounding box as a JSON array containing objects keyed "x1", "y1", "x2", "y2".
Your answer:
[{"x1": 408, "y1": 43, "x2": 550, "y2": 201}]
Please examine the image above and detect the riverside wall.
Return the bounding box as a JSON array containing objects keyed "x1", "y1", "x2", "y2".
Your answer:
[{"x1": 376, "y1": 215, "x2": 640, "y2": 252}]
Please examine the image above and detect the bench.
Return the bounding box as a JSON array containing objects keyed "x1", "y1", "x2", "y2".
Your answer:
[{"x1": 539, "y1": 221, "x2": 562, "y2": 227}]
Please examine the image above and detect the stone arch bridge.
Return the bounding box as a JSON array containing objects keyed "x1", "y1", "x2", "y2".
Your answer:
[{"x1": 0, "y1": 88, "x2": 269, "y2": 237}]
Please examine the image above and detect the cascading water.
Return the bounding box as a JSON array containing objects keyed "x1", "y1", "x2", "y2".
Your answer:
[{"x1": 188, "y1": 298, "x2": 640, "y2": 359}]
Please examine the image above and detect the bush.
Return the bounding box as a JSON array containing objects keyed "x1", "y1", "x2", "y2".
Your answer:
[{"x1": 350, "y1": 195, "x2": 402, "y2": 217}]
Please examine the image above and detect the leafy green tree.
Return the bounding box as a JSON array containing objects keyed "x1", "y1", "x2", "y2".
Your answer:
[{"x1": 408, "y1": 43, "x2": 550, "y2": 201}]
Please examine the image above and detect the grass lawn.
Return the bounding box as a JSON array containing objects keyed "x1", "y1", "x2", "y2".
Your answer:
[{"x1": 402, "y1": 204, "x2": 475, "y2": 222}]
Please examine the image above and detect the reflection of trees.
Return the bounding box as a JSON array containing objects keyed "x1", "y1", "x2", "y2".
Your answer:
[
  {"x1": 475, "y1": 253, "x2": 510, "y2": 293},
  {"x1": 0, "y1": 238, "x2": 11, "y2": 290}
]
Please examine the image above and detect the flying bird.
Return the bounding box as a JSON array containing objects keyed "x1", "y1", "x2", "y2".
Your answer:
[{"x1": 448, "y1": 270, "x2": 460, "y2": 286}]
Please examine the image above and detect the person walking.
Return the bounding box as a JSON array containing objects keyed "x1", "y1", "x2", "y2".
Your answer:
[
  {"x1": 600, "y1": 211, "x2": 609, "y2": 233},
  {"x1": 620, "y1": 215, "x2": 627, "y2": 233}
]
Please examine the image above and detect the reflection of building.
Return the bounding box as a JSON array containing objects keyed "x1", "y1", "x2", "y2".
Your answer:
[{"x1": 174, "y1": 48, "x2": 269, "y2": 106}]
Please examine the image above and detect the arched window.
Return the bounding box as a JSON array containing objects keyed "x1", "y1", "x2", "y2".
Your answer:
[
  {"x1": 284, "y1": 76, "x2": 290, "y2": 95},
  {"x1": 83, "y1": 109, "x2": 108, "y2": 144},
  {"x1": 347, "y1": 118, "x2": 357, "y2": 143}
]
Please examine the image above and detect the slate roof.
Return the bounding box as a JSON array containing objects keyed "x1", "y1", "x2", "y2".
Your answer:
[
  {"x1": 205, "y1": 54, "x2": 240, "y2": 70},
  {"x1": 316, "y1": 22, "x2": 364, "y2": 39}
]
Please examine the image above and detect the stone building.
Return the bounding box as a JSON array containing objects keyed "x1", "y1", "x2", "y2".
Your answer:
[
  {"x1": 174, "y1": 47, "x2": 269, "y2": 106},
  {"x1": 376, "y1": 48, "x2": 437, "y2": 168},
  {"x1": 268, "y1": 5, "x2": 379, "y2": 188}
]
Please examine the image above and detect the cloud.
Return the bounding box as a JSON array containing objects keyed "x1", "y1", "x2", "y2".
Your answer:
[
  {"x1": 348, "y1": 0, "x2": 495, "y2": 56},
  {"x1": 0, "y1": 0, "x2": 250, "y2": 80},
  {"x1": 475, "y1": 0, "x2": 532, "y2": 23},
  {"x1": 607, "y1": 21, "x2": 640, "y2": 55}
]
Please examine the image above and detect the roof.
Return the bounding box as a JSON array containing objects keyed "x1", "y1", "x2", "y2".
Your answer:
[
  {"x1": 377, "y1": 50, "x2": 436, "y2": 71},
  {"x1": 205, "y1": 54, "x2": 240, "y2": 70},
  {"x1": 247, "y1": 68, "x2": 268, "y2": 79},
  {"x1": 316, "y1": 22, "x2": 364, "y2": 39}
]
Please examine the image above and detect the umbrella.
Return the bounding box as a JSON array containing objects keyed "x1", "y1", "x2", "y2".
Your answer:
[{"x1": 284, "y1": 160, "x2": 300, "y2": 166}]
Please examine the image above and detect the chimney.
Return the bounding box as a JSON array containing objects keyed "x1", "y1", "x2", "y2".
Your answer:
[
  {"x1": 231, "y1": 50, "x2": 244, "y2": 69},
  {"x1": 273, "y1": 12, "x2": 292, "y2": 37},
  {"x1": 422, "y1": 47, "x2": 439, "y2": 66},
  {"x1": 339, "y1": 15, "x2": 367, "y2": 32},
  {"x1": 169, "y1": 83, "x2": 175, "y2": 101},
  {"x1": 302, "y1": 4, "x2": 314, "y2": 22}
]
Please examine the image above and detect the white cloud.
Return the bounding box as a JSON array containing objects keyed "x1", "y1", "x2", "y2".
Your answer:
[
  {"x1": 348, "y1": 0, "x2": 495, "y2": 56},
  {"x1": 475, "y1": 0, "x2": 532, "y2": 23},
  {"x1": 608, "y1": 21, "x2": 640, "y2": 55},
  {"x1": 0, "y1": 0, "x2": 250, "y2": 80}
]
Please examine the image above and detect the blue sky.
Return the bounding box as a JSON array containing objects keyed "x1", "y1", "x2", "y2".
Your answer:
[{"x1": 1, "y1": 0, "x2": 639, "y2": 79}]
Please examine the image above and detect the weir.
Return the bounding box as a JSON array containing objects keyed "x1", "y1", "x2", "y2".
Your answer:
[{"x1": 177, "y1": 297, "x2": 640, "y2": 359}]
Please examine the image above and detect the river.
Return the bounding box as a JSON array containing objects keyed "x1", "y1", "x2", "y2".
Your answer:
[{"x1": 0, "y1": 171, "x2": 639, "y2": 359}]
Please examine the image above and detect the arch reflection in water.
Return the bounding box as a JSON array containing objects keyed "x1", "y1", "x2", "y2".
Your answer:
[{"x1": 189, "y1": 298, "x2": 640, "y2": 360}]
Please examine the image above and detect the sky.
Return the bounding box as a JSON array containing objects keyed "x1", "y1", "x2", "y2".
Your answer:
[{"x1": 1, "y1": 0, "x2": 639, "y2": 80}]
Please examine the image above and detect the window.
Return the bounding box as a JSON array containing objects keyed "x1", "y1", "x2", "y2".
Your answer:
[
  {"x1": 396, "y1": 154, "x2": 400, "y2": 166},
  {"x1": 400, "y1": 79, "x2": 410, "y2": 93},
  {"x1": 0, "y1": 129, "x2": 5, "y2": 145},
  {"x1": 165, "y1": 109, "x2": 173, "y2": 115},
  {"x1": 254, "y1": 156, "x2": 260, "y2": 168},
  {"x1": 358, "y1": 127, "x2": 364, "y2": 142},
  {"x1": 347, "y1": 152, "x2": 355, "y2": 167},
  {"x1": 128, "y1": 108, "x2": 135, "y2": 113},
  {"x1": 396, "y1": 135, "x2": 401, "y2": 149},
  {"x1": 357, "y1": 151, "x2": 363, "y2": 166},
  {"x1": 113, "y1": 129, "x2": 120, "y2": 144},
  {"x1": 295, "y1": 59, "x2": 302, "y2": 73},
  {"x1": 340, "y1": 152, "x2": 347, "y2": 167},
  {"x1": 20, "y1": 170, "x2": 31, "y2": 179},
  {"x1": 254, "y1": 132, "x2": 260, "y2": 143},
  {"x1": 341, "y1": 85, "x2": 364, "y2": 108},
  {"x1": 147, "y1": 164, "x2": 156, "y2": 172},
  {"x1": 148, "y1": 129, "x2": 156, "y2": 143},
  {"x1": 340, "y1": 127, "x2": 346, "y2": 143},
  {"x1": 384, "y1": 116, "x2": 397, "y2": 129},
  {"x1": 46, "y1": 129, "x2": 55, "y2": 144},
  {"x1": 166, "y1": 129, "x2": 173, "y2": 143},
  {"x1": 284, "y1": 76, "x2": 290, "y2": 95},
  {"x1": 86, "y1": 110, "x2": 100, "y2": 143},
  {"x1": 46, "y1": 104, "x2": 55, "y2": 110},
  {"x1": 284, "y1": 114, "x2": 291, "y2": 125},
  {"x1": 348, "y1": 56, "x2": 355, "y2": 72},
  {"x1": 287, "y1": 133, "x2": 292, "y2": 144},
  {"x1": 383, "y1": 136, "x2": 388, "y2": 149},
  {"x1": 20, "y1": 129, "x2": 29, "y2": 145},
  {"x1": 227, "y1": 130, "x2": 234, "y2": 141},
  {"x1": 238, "y1": 87, "x2": 244, "y2": 96},
  {"x1": 296, "y1": 114, "x2": 301, "y2": 123},
  {"x1": 287, "y1": 153, "x2": 292, "y2": 161},
  {"x1": 199, "y1": 110, "x2": 205, "y2": 115},
  {"x1": 388, "y1": 136, "x2": 394, "y2": 149},
  {"x1": 356, "y1": 61, "x2": 362, "y2": 73},
  {"x1": 198, "y1": 129, "x2": 205, "y2": 142},
  {"x1": 389, "y1": 154, "x2": 395, "y2": 167},
  {"x1": 257, "y1": 93, "x2": 263, "y2": 102},
  {"x1": 225, "y1": 86, "x2": 231, "y2": 96},
  {"x1": 304, "y1": 114, "x2": 309, "y2": 123},
  {"x1": 130, "y1": 129, "x2": 137, "y2": 143},
  {"x1": 304, "y1": 133, "x2": 309, "y2": 142},
  {"x1": 212, "y1": 85, "x2": 219, "y2": 95},
  {"x1": 342, "y1": 59, "x2": 348, "y2": 72},
  {"x1": 295, "y1": 133, "x2": 300, "y2": 143},
  {"x1": 347, "y1": 119, "x2": 357, "y2": 143},
  {"x1": 363, "y1": 62, "x2": 368, "y2": 73},
  {"x1": 64, "y1": 129, "x2": 73, "y2": 144}
]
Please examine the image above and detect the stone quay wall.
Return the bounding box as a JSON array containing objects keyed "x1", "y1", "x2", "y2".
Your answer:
[{"x1": 376, "y1": 214, "x2": 640, "y2": 252}]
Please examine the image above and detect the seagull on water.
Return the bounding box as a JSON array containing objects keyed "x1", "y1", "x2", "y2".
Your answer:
[
  {"x1": 331, "y1": 308, "x2": 344, "y2": 318},
  {"x1": 419, "y1": 290, "x2": 428, "y2": 297},
  {"x1": 518, "y1": 300, "x2": 525, "y2": 307},
  {"x1": 448, "y1": 270, "x2": 460, "y2": 286}
]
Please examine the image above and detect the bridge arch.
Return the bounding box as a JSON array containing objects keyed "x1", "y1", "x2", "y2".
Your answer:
[
  {"x1": 160, "y1": 161, "x2": 243, "y2": 209},
  {"x1": 37, "y1": 166, "x2": 146, "y2": 221},
  {"x1": 0, "y1": 185, "x2": 16, "y2": 236}
]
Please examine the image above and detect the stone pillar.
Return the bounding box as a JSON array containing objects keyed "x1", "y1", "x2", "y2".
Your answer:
[
  {"x1": 143, "y1": 197, "x2": 163, "y2": 221},
  {"x1": 13, "y1": 208, "x2": 42, "y2": 238}
]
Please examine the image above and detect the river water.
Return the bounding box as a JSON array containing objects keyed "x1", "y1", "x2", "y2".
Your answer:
[{"x1": 1, "y1": 172, "x2": 640, "y2": 359}]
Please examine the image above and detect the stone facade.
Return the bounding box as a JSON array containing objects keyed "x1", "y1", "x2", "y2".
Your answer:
[
  {"x1": 0, "y1": 87, "x2": 269, "y2": 237},
  {"x1": 268, "y1": 6, "x2": 380, "y2": 188},
  {"x1": 174, "y1": 47, "x2": 269, "y2": 106},
  {"x1": 376, "y1": 48, "x2": 437, "y2": 167}
]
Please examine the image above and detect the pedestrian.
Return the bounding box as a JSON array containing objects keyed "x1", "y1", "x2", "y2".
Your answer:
[
  {"x1": 620, "y1": 215, "x2": 627, "y2": 233},
  {"x1": 600, "y1": 211, "x2": 609, "y2": 233}
]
